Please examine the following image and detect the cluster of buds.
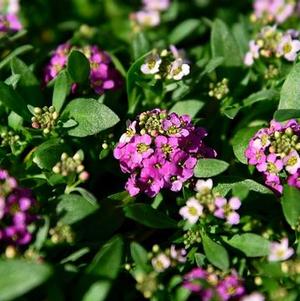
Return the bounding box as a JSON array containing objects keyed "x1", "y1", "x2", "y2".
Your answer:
[
  {"x1": 251, "y1": 0, "x2": 296, "y2": 25},
  {"x1": 31, "y1": 106, "x2": 59, "y2": 134},
  {"x1": 0, "y1": 169, "x2": 37, "y2": 247},
  {"x1": 183, "y1": 267, "x2": 245, "y2": 301},
  {"x1": 245, "y1": 119, "x2": 300, "y2": 194},
  {"x1": 150, "y1": 244, "x2": 186, "y2": 273},
  {"x1": 179, "y1": 179, "x2": 241, "y2": 225},
  {"x1": 1, "y1": 129, "x2": 20, "y2": 147},
  {"x1": 208, "y1": 78, "x2": 229, "y2": 100},
  {"x1": 44, "y1": 43, "x2": 122, "y2": 95},
  {"x1": 264, "y1": 64, "x2": 279, "y2": 79},
  {"x1": 183, "y1": 228, "x2": 201, "y2": 249},
  {"x1": 130, "y1": 0, "x2": 170, "y2": 29},
  {"x1": 52, "y1": 151, "x2": 89, "y2": 182},
  {"x1": 114, "y1": 108, "x2": 216, "y2": 197},
  {"x1": 135, "y1": 271, "x2": 158, "y2": 299},
  {"x1": 49, "y1": 222, "x2": 75, "y2": 244},
  {"x1": 141, "y1": 45, "x2": 190, "y2": 81},
  {"x1": 244, "y1": 26, "x2": 300, "y2": 66}
]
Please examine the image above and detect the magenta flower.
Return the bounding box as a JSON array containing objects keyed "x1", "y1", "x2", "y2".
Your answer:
[
  {"x1": 183, "y1": 268, "x2": 245, "y2": 301},
  {"x1": 245, "y1": 119, "x2": 300, "y2": 194},
  {"x1": 114, "y1": 109, "x2": 215, "y2": 197},
  {"x1": 0, "y1": 170, "x2": 37, "y2": 246},
  {"x1": 0, "y1": 13, "x2": 22, "y2": 32},
  {"x1": 44, "y1": 43, "x2": 122, "y2": 95},
  {"x1": 216, "y1": 273, "x2": 245, "y2": 301}
]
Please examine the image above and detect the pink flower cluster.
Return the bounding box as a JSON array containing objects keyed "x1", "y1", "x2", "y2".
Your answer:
[
  {"x1": 0, "y1": 170, "x2": 36, "y2": 246},
  {"x1": 114, "y1": 109, "x2": 216, "y2": 197},
  {"x1": 245, "y1": 119, "x2": 300, "y2": 194},
  {"x1": 183, "y1": 268, "x2": 245, "y2": 301},
  {"x1": 44, "y1": 43, "x2": 122, "y2": 95},
  {"x1": 0, "y1": 13, "x2": 21, "y2": 33},
  {"x1": 131, "y1": 0, "x2": 170, "y2": 28},
  {"x1": 244, "y1": 26, "x2": 300, "y2": 66},
  {"x1": 253, "y1": 0, "x2": 295, "y2": 24}
]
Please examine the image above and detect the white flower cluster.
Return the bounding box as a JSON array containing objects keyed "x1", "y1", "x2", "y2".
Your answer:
[{"x1": 141, "y1": 46, "x2": 190, "y2": 81}]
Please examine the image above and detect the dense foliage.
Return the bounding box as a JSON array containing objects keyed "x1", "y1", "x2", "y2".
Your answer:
[{"x1": 1, "y1": 0, "x2": 300, "y2": 300}]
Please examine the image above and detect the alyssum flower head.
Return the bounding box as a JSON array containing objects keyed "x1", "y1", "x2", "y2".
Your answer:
[
  {"x1": 141, "y1": 46, "x2": 190, "y2": 81},
  {"x1": 0, "y1": 169, "x2": 37, "y2": 247},
  {"x1": 44, "y1": 43, "x2": 122, "y2": 95},
  {"x1": 252, "y1": 0, "x2": 296, "y2": 24},
  {"x1": 244, "y1": 26, "x2": 300, "y2": 66},
  {"x1": 114, "y1": 109, "x2": 216, "y2": 197},
  {"x1": 183, "y1": 267, "x2": 245, "y2": 301},
  {"x1": 245, "y1": 119, "x2": 300, "y2": 193},
  {"x1": 130, "y1": 0, "x2": 171, "y2": 29}
]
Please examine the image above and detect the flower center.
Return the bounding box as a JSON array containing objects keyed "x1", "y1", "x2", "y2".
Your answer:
[
  {"x1": 287, "y1": 156, "x2": 298, "y2": 166},
  {"x1": 283, "y1": 43, "x2": 292, "y2": 54},
  {"x1": 137, "y1": 143, "x2": 149, "y2": 153},
  {"x1": 188, "y1": 207, "x2": 198, "y2": 216},
  {"x1": 267, "y1": 162, "x2": 279, "y2": 174}
]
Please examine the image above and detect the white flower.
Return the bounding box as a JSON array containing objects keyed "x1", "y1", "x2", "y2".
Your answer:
[
  {"x1": 268, "y1": 238, "x2": 294, "y2": 262},
  {"x1": 283, "y1": 150, "x2": 300, "y2": 175},
  {"x1": 120, "y1": 121, "x2": 137, "y2": 143},
  {"x1": 151, "y1": 253, "x2": 171, "y2": 272},
  {"x1": 141, "y1": 53, "x2": 162, "y2": 75},
  {"x1": 168, "y1": 58, "x2": 190, "y2": 80},
  {"x1": 179, "y1": 197, "x2": 203, "y2": 224},
  {"x1": 0, "y1": 0, "x2": 19, "y2": 14},
  {"x1": 195, "y1": 179, "x2": 213, "y2": 194},
  {"x1": 170, "y1": 245, "x2": 186, "y2": 263},
  {"x1": 142, "y1": 0, "x2": 170, "y2": 12},
  {"x1": 134, "y1": 10, "x2": 160, "y2": 27},
  {"x1": 241, "y1": 292, "x2": 265, "y2": 301},
  {"x1": 277, "y1": 34, "x2": 300, "y2": 61},
  {"x1": 244, "y1": 40, "x2": 260, "y2": 66}
]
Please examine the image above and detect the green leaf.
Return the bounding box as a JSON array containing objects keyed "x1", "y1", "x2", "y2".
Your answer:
[
  {"x1": 0, "y1": 82, "x2": 30, "y2": 120},
  {"x1": 0, "y1": 44, "x2": 33, "y2": 70},
  {"x1": 7, "y1": 111, "x2": 23, "y2": 130},
  {"x1": 201, "y1": 232, "x2": 229, "y2": 270},
  {"x1": 231, "y1": 126, "x2": 261, "y2": 164},
  {"x1": 169, "y1": 19, "x2": 200, "y2": 44},
  {"x1": 170, "y1": 100, "x2": 204, "y2": 118},
  {"x1": 67, "y1": 50, "x2": 90, "y2": 83},
  {"x1": 33, "y1": 139, "x2": 70, "y2": 170},
  {"x1": 0, "y1": 259, "x2": 52, "y2": 301},
  {"x1": 10, "y1": 58, "x2": 42, "y2": 107},
  {"x1": 76, "y1": 236, "x2": 123, "y2": 301},
  {"x1": 281, "y1": 185, "x2": 300, "y2": 229},
  {"x1": 130, "y1": 242, "x2": 150, "y2": 272},
  {"x1": 126, "y1": 52, "x2": 150, "y2": 114},
  {"x1": 211, "y1": 19, "x2": 242, "y2": 67},
  {"x1": 225, "y1": 233, "x2": 270, "y2": 257},
  {"x1": 274, "y1": 109, "x2": 300, "y2": 122},
  {"x1": 243, "y1": 89, "x2": 279, "y2": 107},
  {"x1": 279, "y1": 63, "x2": 300, "y2": 110},
  {"x1": 124, "y1": 204, "x2": 177, "y2": 229},
  {"x1": 132, "y1": 32, "x2": 150, "y2": 61},
  {"x1": 57, "y1": 194, "x2": 99, "y2": 225},
  {"x1": 200, "y1": 57, "x2": 224, "y2": 76},
  {"x1": 214, "y1": 177, "x2": 272, "y2": 196},
  {"x1": 61, "y1": 98, "x2": 119, "y2": 137},
  {"x1": 52, "y1": 70, "x2": 72, "y2": 113},
  {"x1": 194, "y1": 159, "x2": 229, "y2": 178}
]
